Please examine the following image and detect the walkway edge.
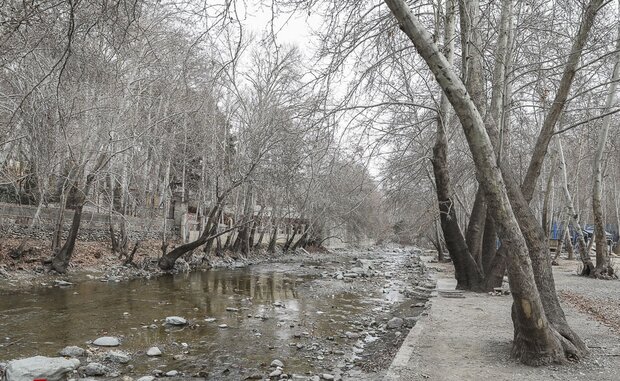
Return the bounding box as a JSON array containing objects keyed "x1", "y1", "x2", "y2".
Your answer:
[{"x1": 385, "y1": 273, "x2": 452, "y2": 380}]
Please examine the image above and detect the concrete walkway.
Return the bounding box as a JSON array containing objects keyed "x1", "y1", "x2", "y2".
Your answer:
[{"x1": 385, "y1": 263, "x2": 620, "y2": 381}]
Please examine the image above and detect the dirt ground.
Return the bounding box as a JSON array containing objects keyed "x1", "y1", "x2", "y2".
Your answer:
[{"x1": 387, "y1": 257, "x2": 620, "y2": 381}]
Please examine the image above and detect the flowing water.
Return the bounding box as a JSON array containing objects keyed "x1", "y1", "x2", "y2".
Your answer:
[{"x1": 0, "y1": 252, "x2": 421, "y2": 379}]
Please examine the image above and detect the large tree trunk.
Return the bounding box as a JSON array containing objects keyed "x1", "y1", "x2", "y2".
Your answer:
[
  {"x1": 384, "y1": 0, "x2": 583, "y2": 364},
  {"x1": 51, "y1": 174, "x2": 96, "y2": 273},
  {"x1": 592, "y1": 14, "x2": 620, "y2": 278},
  {"x1": 431, "y1": 0, "x2": 484, "y2": 291}
]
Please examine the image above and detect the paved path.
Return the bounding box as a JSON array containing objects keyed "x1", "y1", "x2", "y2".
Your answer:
[{"x1": 386, "y1": 261, "x2": 620, "y2": 381}]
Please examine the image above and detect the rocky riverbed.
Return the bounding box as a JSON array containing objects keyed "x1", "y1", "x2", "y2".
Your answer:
[{"x1": 0, "y1": 247, "x2": 435, "y2": 380}]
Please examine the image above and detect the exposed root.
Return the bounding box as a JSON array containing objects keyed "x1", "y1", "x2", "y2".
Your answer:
[{"x1": 592, "y1": 265, "x2": 618, "y2": 280}]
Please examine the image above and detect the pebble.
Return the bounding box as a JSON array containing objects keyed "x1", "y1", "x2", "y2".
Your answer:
[
  {"x1": 322, "y1": 374, "x2": 335, "y2": 380},
  {"x1": 226, "y1": 307, "x2": 239, "y2": 312},
  {"x1": 165, "y1": 370, "x2": 179, "y2": 377},
  {"x1": 136, "y1": 377, "x2": 156, "y2": 381},
  {"x1": 218, "y1": 324, "x2": 228, "y2": 329}
]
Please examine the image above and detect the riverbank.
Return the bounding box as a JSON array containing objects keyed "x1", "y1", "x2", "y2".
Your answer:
[
  {"x1": 387, "y1": 258, "x2": 620, "y2": 381},
  {"x1": 0, "y1": 247, "x2": 433, "y2": 381},
  {"x1": 0, "y1": 237, "x2": 333, "y2": 291}
]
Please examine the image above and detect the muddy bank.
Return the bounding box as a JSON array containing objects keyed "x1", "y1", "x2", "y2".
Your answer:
[{"x1": 0, "y1": 247, "x2": 435, "y2": 381}]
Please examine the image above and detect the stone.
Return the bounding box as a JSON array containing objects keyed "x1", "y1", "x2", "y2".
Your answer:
[
  {"x1": 269, "y1": 368, "x2": 282, "y2": 378},
  {"x1": 270, "y1": 359, "x2": 284, "y2": 368},
  {"x1": 84, "y1": 362, "x2": 108, "y2": 376},
  {"x1": 5, "y1": 356, "x2": 80, "y2": 381},
  {"x1": 136, "y1": 377, "x2": 156, "y2": 381},
  {"x1": 322, "y1": 374, "x2": 335, "y2": 380},
  {"x1": 93, "y1": 336, "x2": 120, "y2": 347},
  {"x1": 226, "y1": 307, "x2": 239, "y2": 312},
  {"x1": 165, "y1": 370, "x2": 179, "y2": 377},
  {"x1": 106, "y1": 350, "x2": 131, "y2": 364},
  {"x1": 404, "y1": 317, "x2": 418, "y2": 327},
  {"x1": 54, "y1": 280, "x2": 73, "y2": 287},
  {"x1": 59, "y1": 346, "x2": 85, "y2": 357},
  {"x1": 218, "y1": 324, "x2": 228, "y2": 329},
  {"x1": 387, "y1": 317, "x2": 403, "y2": 329},
  {"x1": 164, "y1": 316, "x2": 187, "y2": 326},
  {"x1": 147, "y1": 347, "x2": 162, "y2": 357}
]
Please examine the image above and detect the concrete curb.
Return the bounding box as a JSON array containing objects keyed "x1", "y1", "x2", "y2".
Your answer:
[{"x1": 385, "y1": 274, "x2": 453, "y2": 380}]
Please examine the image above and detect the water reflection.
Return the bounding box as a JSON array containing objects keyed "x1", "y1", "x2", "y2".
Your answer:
[
  {"x1": 0, "y1": 256, "x2": 415, "y2": 381},
  {"x1": 0, "y1": 267, "x2": 351, "y2": 376}
]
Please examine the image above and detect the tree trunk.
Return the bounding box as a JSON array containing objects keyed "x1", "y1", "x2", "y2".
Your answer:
[
  {"x1": 558, "y1": 137, "x2": 594, "y2": 275},
  {"x1": 51, "y1": 174, "x2": 96, "y2": 273},
  {"x1": 592, "y1": 12, "x2": 620, "y2": 278},
  {"x1": 565, "y1": 225, "x2": 575, "y2": 260},
  {"x1": 542, "y1": 157, "x2": 557, "y2": 238},
  {"x1": 159, "y1": 206, "x2": 223, "y2": 270},
  {"x1": 466, "y1": 190, "x2": 486, "y2": 266},
  {"x1": 384, "y1": 0, "x2": 584, "y2": 364},
  {"x1": 431, "y1": 0, "x2": 484, "y2": 291},
  {"x1": 267, "y1": 222, "x2": 278, "y2": 253}
]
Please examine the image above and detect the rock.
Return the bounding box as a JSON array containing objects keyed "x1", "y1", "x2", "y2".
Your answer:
[
  {"x1": 226, "y1": 307, "x2": 239, "y2": 312},
  {"x1": 93, "y1": 336, "x2": 120, "y2": 347},
  {"x1": 83, "y1": 362, "x2": 108, "y2": 376},
  {"x1": 218, "y1": 324, "x2": 228, "y2": 329},
  {"x1": 269, "y1": 368, "x2": 282, "y2": 378},
  {"x1": 322, "y1": 374, "x2": 335, "y2": 380},
  {"x1": 204, "y1": 317, "x2": 216, "y2": 322},
  {"x1": 147, "y1": 347, "x2": 162, "y2": 357},
  {"x1": 270, "y1": 359, "x2": 284, "y2": 368},
  {"x1": 106, "y1": 350, "x2": 131, "y2": 364},
  {"x1": 404, "y1": 317, "x2": 418, "y2": 327},
  {"x1": 164, "y1": 316, "x2": 187, "y2": 326},
  {"x1": 387, "y1": 317, "x2": 403, "y2": 329},
  {"x1": 137, "y1": 377, "x2": 156, "y2": 381},
  {"x1": 59, "y1": 346, "x2": 85, "y2": 357},
  {"x1": 54, "y1": 280, "x2": 73, "y2": 287},
  {"x1": 5, "y1": 356, "x2": 80, "y2": 381},
  {"x1": 165, "y1": 370, "x2": 179, "y2": 377},
  {"x1": 273, "y1": 301, "x2": 285, "y2": 308}
]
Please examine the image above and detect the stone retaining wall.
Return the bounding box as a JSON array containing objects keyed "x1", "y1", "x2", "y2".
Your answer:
[{"x1": 0, "y1": 202, "x2": 177, "y2": 242}]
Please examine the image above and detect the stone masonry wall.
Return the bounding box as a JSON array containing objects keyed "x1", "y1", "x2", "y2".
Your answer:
[{"x1": 0, "y1": 202, "x2": 177, "y2": 242}]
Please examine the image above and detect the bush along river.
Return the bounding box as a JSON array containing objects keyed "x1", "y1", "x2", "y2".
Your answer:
[{"x1": 0, "y1": 247, "x2": 434, "y2": 381}]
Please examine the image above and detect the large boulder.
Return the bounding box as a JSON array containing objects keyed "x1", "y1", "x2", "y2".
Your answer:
[{"x1": 5, "y1": 356, "x2": 80, "y2": 381}]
